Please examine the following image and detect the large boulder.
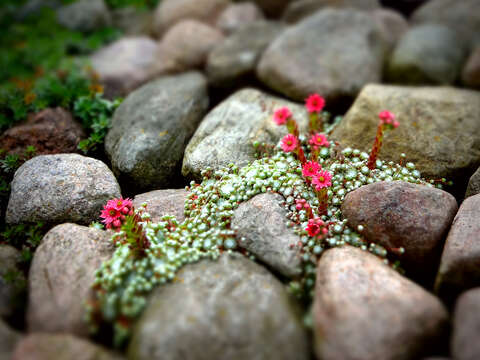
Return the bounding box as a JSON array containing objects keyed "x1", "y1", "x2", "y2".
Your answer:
[
  {"x1": 330, "y1": 84, "x2": 480, "y2": 189},
  {"x1": 435, "y1": 194, "x2": 480, "y2": 304},
  {"x1": 313, "y1": 246, "x2": 449, "y2": 360},
  {"x1": 132, "y1": 189, "x2": 189, "y2": 223},
  {"x1": 11, "y1": 333, "x2": 123, "y2": 360},
  {"x1": 342, "y1": 181, "x2": 457, "y2": 284},
  {"x1": 128, "y1": 253, "x2": 309, "y2": 360},
  {"x1": 0, "y1": 245, "x2": 26, "y2": 320},
  {"x1": 56, "y1": 0, "x2": 111, "y2": 32},
  {"x1": 387, "y1": 25, "x2": 467, "y2": 85},
  {"x1": 182, "y1": 88, "x2": 306, "y2": 181},
  {"x1": 206, "y1": 21, "x2": 285, "y2": 87},
  {"x1": 90, "y1": 37, "x2": 158, "y2": 99},
  {"x1": 6, "y1": 154, "x2": 121, "y2": 225},
  {"x1": 27, "y1": 224, "x2": 113, "y2": 336},
  {"x1": 452, "y1": 288, "x2": 480, "y2": 360},
  {"x1": 257, "y1": 8, "x2": 386, "y2": 105},
  {"x1": 232, "y1": 193, "x2": 302, "y2": 277},
  {"x1": 105, "y1": 72, "x2": 209, "y2": 191},
  {"x1": 153, "y1": 0, "x2": 230, "y2": 36}
]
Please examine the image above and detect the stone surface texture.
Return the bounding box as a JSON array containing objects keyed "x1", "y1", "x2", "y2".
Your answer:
[
  {"x1": 216, "y1": 2, "x2": 264, "y2": 35},
  {"x1": 133, "y1": 189, "x2": 189, "y2": 223},
  {"x1": 452, "y1": 287, "x2": 480, "y2": 360},
  {"x1": 465, "y1": 166, "x2": 480, "y2": 198}
]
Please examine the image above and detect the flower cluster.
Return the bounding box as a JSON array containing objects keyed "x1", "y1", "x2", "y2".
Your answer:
[
  {"x1": 100, "y1": 198, "x2": 133, "y2": 230},
  {"x1": 306, "y1": 217, "x2": 328, "y2": 237}
]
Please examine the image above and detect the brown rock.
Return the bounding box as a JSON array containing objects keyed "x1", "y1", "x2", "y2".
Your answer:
[
  {"x1": 465, "y1": 166, "x2": 480, "y2": 198},
  {"x1": 11, "y1": 333, "x2": 123, "y2": 360},
  {"x1": 435, "y1": 194, "x2": 480, "y2": 304},
  {"x1": 342, "y1": 181, "x2": 457, "y2": 284},
  {"x1": 313, "y1": 246, "x2": 449, "y2": 360},
  {"x1": 27, "y1": 224, "x2": 114, "y2": 336},
  {"x1": 452, "y1": 287, "x2": 480, "y2": 360},
  {"x1": 462, "y1": 47, "x2": 480, "y2": 89},
  {"x1": 133, "y1": 189, "x2": 188, "y2": 223},
  {"x1": 216, "y1": 2, "x2": 264, "y2": 35},
  {"x1": 153, "y1": 20, "x2": 224, "y2": 75},
  {"x1": 153, "y1": 0, "x2": 230, "y2": 36},
  {"x1": 0, "y1": 107, "x2": 85, "y2": 156}
]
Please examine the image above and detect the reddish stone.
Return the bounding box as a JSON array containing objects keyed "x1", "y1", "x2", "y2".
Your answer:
[{"x1": 0, "y1": 107, "x2": 85, "y2": 156}]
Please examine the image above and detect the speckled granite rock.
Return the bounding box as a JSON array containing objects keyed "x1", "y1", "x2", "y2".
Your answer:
[{"x1": 133, "y1": 189, "x2": 189, "y2": 223}]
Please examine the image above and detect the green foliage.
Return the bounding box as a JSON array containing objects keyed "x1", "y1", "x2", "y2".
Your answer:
[
  {"x1": 105, "y1": 0, "x2": 160, "y2": 9},
  {"x1": 0, "y1": 221, "x2": 48, "y2": 265}
]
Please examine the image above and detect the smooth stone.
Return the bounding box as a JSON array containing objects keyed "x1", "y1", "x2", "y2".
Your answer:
[
  {"x1": 132, "y1": 189, "x2": 189, "y2": 223},
  {"x1": 6, "y1": 154, "x2": 121, "y2": 225},
  {"x1": 313, "y1": 246, "x2": 449, "y2": 360},
  {"x1": 128, "y1": 253, "x2": 309, "y2": 360},
  {"x1": 56, "y1": 0, "x2": 111, "y2": 32},
  {"x1": 465, "y1": 166, "x2": 480, "y2": 198},
  {"x1": 215, "y1": 2, "x2": 264, "y2": 35},
  {"x1": 105, "y1": 72, "x2": 209, "y2": 192},
  {"x1": 372, "y1": 9, "x2": 409, "y2": 53},
  {"x1": 27, "y1": 224, "x2": 113, "y2": 336},
  {"x1": 452, "y1": 288, "x2": 480, "y2": 360}
]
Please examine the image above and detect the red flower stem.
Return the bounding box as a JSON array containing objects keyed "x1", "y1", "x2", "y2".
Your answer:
[
  {"x1": 367, "y1": 122, "x2": 385, "y2": 170},
  {"x1": 296, "y1": 146, "x2": 306, "y2": 165},
  {"x1": 311, "y1": 146, "x2": 319, "y2": 162},
  {"x1": 286, "y1": 118, "x2": 299, "y2": 137},
  {"x1": 316, "y1": 188, "x2": 329, "y2": 216}
]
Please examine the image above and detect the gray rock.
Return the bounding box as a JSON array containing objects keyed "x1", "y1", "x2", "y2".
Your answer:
[
  {"x1": 411, "y1": 0, "x2": 480, "y2": 48},
  {"x1": 182, "y1": 88, "x2": 306, "y2": 181},
  {"x1": 0, "y1": 245, "x2": 25, "y2": 320},
  {"x1": 387, "y1": 25, "x2": 467, "y2": 85},
  {"x1": 133, "y1": 189, "x2": 189, "y2": 223},
  {"x1": 27, "y1": 224, "x2": 114, "y2": 336},
  {"x1": 56, "y1": 0, "x2": 111, "y2": 32},
  {"x1": 207, "y1": 21, "x2": 285, "y2": 87},
  {"x1": 232, "y1": 193, "x2": 302, "y2": 277},
  {"x1": 111, "y1": 6, "x2": 153, "y2": 36},
  {"x1": 15, "y1": 0, "x2": 62, "y2": 20},
  {"x1": 372, "y1": 9, "x2": 409, "y2": 53},
  {"x1": 313, "y1": 246, "x2": 449, "y2": 360},
  {"x1": 466, "y1": 166, "x2": 480, "y2": 198},
  {"x1": 216, "y1": 2, "x2": 264, "y2": 35},
  {"x1": 6, "y1": 154, "x2": 121, "y2": 225},
  {"x1": 257, "y1": 8, "x2": 386, "y2": 104},
  {"x1": 152, "y1": 20, "x2": 224, "y2": 75},
  {"x1": 11, "y1": 333, "x2": 123, "y2": 360},
  {"x1": 0, "y1": 318, "x2": 21, "y2": 360},
  {"x1": 128, "y1": 253, "x2": 309, "y2": 360},
  {"x1": 105, "y1": 72, "x2": 209, "y2": 192},
  {"x1": 153, "y1": 0, "x2": 230, "y2": 36},
  {"x1": 330, "y1": 84, "x2": 480, "y2": 186},
  {"x1": 435, "y1": 194, "x2": 480, "y2": 304},
  {"x1": 90, "y1": 37, "x2": 158, "y2": 98},
  {"x1": 342, "y1": 181, "x2": 457, "y2": 284},
  {"x1": 452, "y1": 288, "x2": 480, "y2": 360},
  {"x1": 282, "y1": 0, "x2": 380, "y2": 24},
  {"x1": 462, "y1": 47, "x2": 480, "y2": 89}
]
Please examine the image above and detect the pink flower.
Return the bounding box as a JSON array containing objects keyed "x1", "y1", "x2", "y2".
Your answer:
[
  {"x1": 309, "y1": 133, "x2": 330, "y2": 148},
  {"x1": 379, "y1": 110, "x2": 396, "y2": 125},
  {"x1": 306, "y1": 217, "x2": 328, "y2": 237},
  {"x1": 281, "y1": 134, "x2": 298, "y2": 152},
  {"x1": 302, "y1": 161, "x2": 321, "y2": 177},
  {"x1": 100, "y1": 197, "x2": 134, "y2": 230},
  {"x1": 273, "y1": 107, "x2": 292, "y2": 125},
  {"x1": 305, "y1": 94, "x2": 325, "y2": 113},
  {"x1": 295, "y1": 198, "x2": 311, "y2": 210},
  {"x1": 312, "y1": 170, "x2": 332, "y2": 190}
]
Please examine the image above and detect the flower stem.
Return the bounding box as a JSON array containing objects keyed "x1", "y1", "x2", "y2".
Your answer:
[
  {"x1": 316, "y1": 188, "x2": 328, "y2": 216},
  {"x1": 367, "y1": 123, "x2": 385, "y2": 170},
  {"x1": 286, "y1": 118, "x2": 299, "y2": 137}
]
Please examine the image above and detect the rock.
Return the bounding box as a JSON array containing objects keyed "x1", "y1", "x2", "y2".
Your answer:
[
  {"x1": 0, "y1": 107, "x2": 85, "y2": 156},
  {"x1": 111, "y1": 6, "x2": 152, "y2": 36},
  {"x1": 387, "y1": 25, "x2": 467, "y2": 85},
  {"x1": 56, "y1": 0, "x2": 111, "y2": 32},
  {"x1": 27, "y1": 224, "x2": 113, "y2": 336},
  {"x1": 282, "y1": 0, "x2": 380, "y2": 24},
  {"x1": 105, "y1": 72, "x2": 208, "y2": 192},
  {"x1": 462, "y1": 47, "x2": 480, "y2": 89},
  {"x1": 435, "y1": 194, "x2": 480, "y2": 304},
  {"x1": 313, "y1": 246, "x2": 449, "y2": 360},
  {"x1": 342, "y1": 181, "x2": 457, "y2": 283},
  {"x1": 128, "y1": 253, "x2": 309, "y2": 360},
  {"x1": 152, "y1": 20, "x2": 224, "y2": 75},
  {"x1": 182, "y1": 88, "x2": 306, "y2": 180},
  {"x1": 133, "y1": 189, "x2": 188, "y2": 223},
  {"x1": 465, "y1": 167, "x2": 480, "y2": 198},
  {"x1": 257, "y1": 8, "x2": 386, "y2": 104},
  {"x1": 330, "y1": 84, "x2": 480, "y2": 188},
  {"x1": 245, "y1": 0, "x2": 292, "y2": 17},
  {"x1": 15, "y1": 0, "x2": 62, "y2": 20},
  {"x1": 372, "y1": 9, "x2": 409, "y2": 52},
  {"x1": 11, "y1": 333, "x2": 123, "y2": 360},
  {"x1": 216, "y1": 2, "x2": 264, "y2": 35},
  {"x1": 6, "y1": 154, "x2": 121, "y2": 225},
  {"x1": 0, "y1": 245, "x2": 26, "y2": 320},
  {"x1": 90, "y1": 37, "x2": 158, "y2": 99},
  {"x1": 411, "y1": 0, "x2": 480, "y2": 48},
  {"x1": 0, "y1": 319, "x2": 21, "y2": 360},
  {"x1": 232, "y1": 193, "x2": 302, "y2": 277},
  {"x1": 153, "y1": 0, "x2": 230, "y2": 36},
  {"x1": 452, "y1": 288, "x2": 480, "y2": 360},
  {"x1": 380, "y1": 0, "x2": 429, "y2": 17},
  {"x1": 206, "y1": 21, "x2": 285, "y2": 87}
]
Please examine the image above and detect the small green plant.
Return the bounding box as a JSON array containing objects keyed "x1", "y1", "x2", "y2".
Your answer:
[{"x1": 0, "y1": 221, "x2": 47, "y2": 265}]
